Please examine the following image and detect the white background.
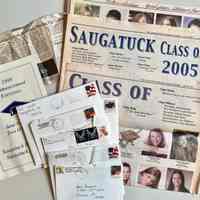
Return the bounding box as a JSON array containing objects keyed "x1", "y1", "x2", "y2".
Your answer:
[{"x1": 0, "y1": 0, "x2": 200, "y2": 199}]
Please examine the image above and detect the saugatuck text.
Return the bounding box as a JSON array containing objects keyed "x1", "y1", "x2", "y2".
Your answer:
[{"x1": 70, "y1": 25, "x2": 193, "y2": 57}]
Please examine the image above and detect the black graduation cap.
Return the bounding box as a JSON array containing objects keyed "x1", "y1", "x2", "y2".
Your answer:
[{"x1": 1, "y1": 101, "x2": 28, "y2": 116}]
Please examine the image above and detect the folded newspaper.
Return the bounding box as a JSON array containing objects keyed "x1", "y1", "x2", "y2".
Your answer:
[{"x1": 60, "y1": 0, "x2": 200, "y2": 199}]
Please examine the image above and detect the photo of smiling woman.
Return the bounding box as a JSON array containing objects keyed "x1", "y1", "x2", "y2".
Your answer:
[
  {"x1": 146, "y1": 128, "x2": 165, "y2": 148},
  {"x1": 141, "y1": 128, "x2": 169, "y2": 158},
  {"x1": 167, "y1": 169, "x2": 191, "y2": 193}
]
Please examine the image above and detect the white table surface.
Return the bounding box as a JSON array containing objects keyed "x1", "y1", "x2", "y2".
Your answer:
[{"x1": 0, "y1": 0, "x2": 200, "y2": 200}]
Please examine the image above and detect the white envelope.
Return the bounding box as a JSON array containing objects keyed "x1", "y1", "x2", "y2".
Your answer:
[
  {"x1": 48, "y1": 144, "x2": 121, "y2": 197},
  {"x1": 17, "y1": 82, "x2": 106, "y2": 166},
  {"x1": 55, "y1": 162, "x2": 124, "y2": 200}
]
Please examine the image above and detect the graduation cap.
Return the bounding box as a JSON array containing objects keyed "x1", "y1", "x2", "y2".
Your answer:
[{"x1": 1, "y1": 101, "x2": 28, "y2": 116}]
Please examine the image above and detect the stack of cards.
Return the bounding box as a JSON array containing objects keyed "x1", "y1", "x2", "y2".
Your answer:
[{"x1": 16, "y1": 82, "x2": 124, "y2": 200}]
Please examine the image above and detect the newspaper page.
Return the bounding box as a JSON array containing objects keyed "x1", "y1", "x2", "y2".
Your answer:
[
  {"x1": 40, "y1": 13, "x2": 64, "y2": 68},
  {"x1": 60, "y1": 0, "x2": 200, "y2": 198},
  {"x1": 0, "y1": 14, "x2": 62, "y2": 95},
  {"x1": 61, "y1": 1, "x2": 200, "y2": 132},
  {"x1": 60, "y1": 0, "x2": 200, "y2": 137},
  {"x1": 0, "y1": 28, "x2": 31, "y2": 65},
  {"x1": 23, "y1": 16, "x2": 60, "y2": 94}
]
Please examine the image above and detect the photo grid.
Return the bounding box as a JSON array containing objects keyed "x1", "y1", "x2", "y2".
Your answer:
[
  {"x1": 119, "y1": 128, "x2": 199, "y2": 193},
  {"x1": 73, "y1": 1, "x2": 200, "y2": 30}
]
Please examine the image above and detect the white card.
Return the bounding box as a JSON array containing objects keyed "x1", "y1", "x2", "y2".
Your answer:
[
  {"x1": 0, "y1": 56, "x2": 47, "y2": 180},
  {"x1": 48, "y1": 144, "x2": 121, "y2": 197}
]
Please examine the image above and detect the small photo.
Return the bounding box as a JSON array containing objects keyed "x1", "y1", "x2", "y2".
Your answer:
[
  {"x1": 156, "y1": 14, "x2": 182, "y2": 27},
  {"x1": 85, "y1": 83, "x2": 97, "y2": 97},
  {"x1": 74, "y1": 127, "x2": 99, "y2": 143},
  {"x1": 84, "y1": 107, "x2": 95, "y2": 119},
  {"x1": 170, "y1": 130, "x2": 198, "y2": 162},
  {"x1": 111, "y1": 165, "x2": 122, "y2": 177},
  {"x1": 137, "y1": 165, "x2": 163, "y2": 189},
  {"x1": 98, "y1": 126, "x2": 109, "y2": 137},
  {"x1": 104, "y1": 100, "x2": 116, "y2": 112},
  {"x1": 128, "y1": 11, "x2": 154, "y2": 24},
  {"x1": 108, "y1": 146, "x2": 119, "y2": 159},
  {"x1": 119, "y1": 129, "x2": 141, "y2": 149},
  {"x1": 106, "y1": 9, "x2": 122, "y2": 21},
  {"x1": 141, "y1": 128, "x2": 172, "y2": 159},
  {"x1": 183, "y1": 17, "x2": 200, "y2": 31},
  {"x1": 122, "y1": 161, "x2": 132, "y2": 186},
  {"x1": 74, "y1": 3, "x2": 100, "y2": 17},
  {"x1": 38, "y1": 59, "x2": 58, "y2": 77},
  {"x1": 165, "y1": 168, "x2": 192, "y2": 193}
]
